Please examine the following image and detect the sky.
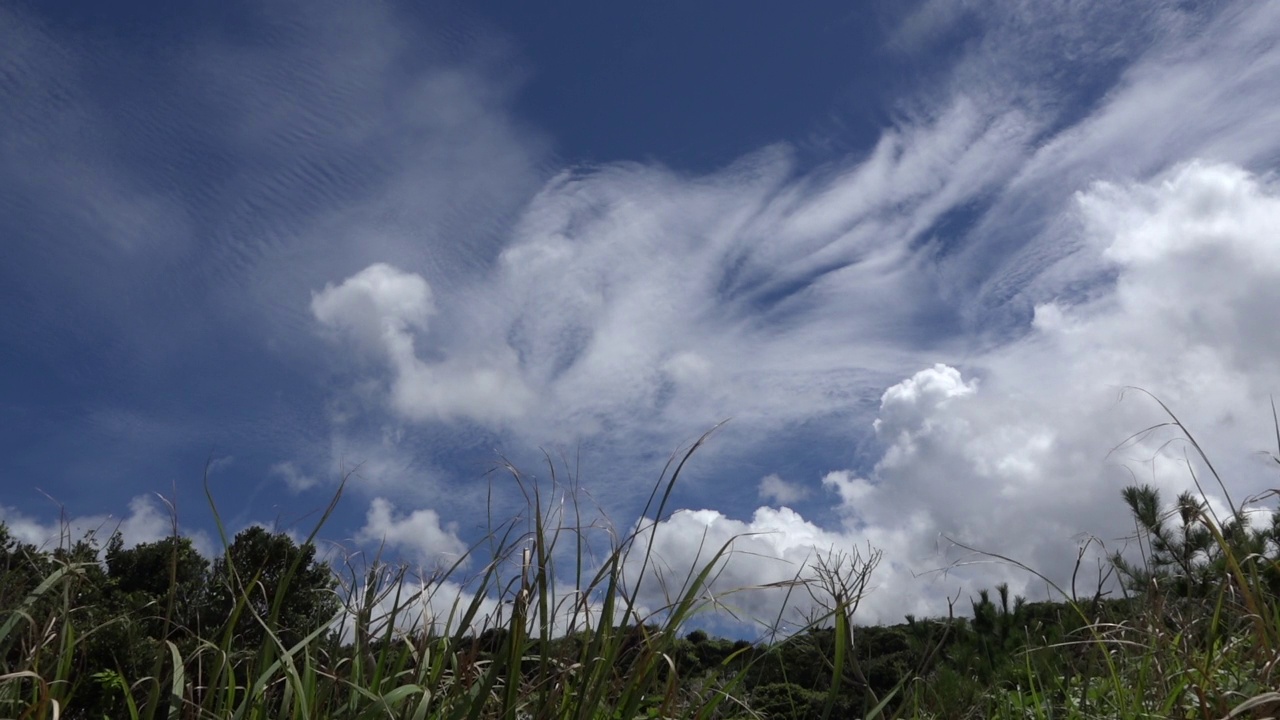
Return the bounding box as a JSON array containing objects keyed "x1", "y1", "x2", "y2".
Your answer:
[{"x1": 4, "y1": 0, "x2": 1280, "y2": 634}]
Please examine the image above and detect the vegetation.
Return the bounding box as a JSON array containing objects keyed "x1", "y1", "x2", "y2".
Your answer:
[{"x1": 2, "y1": 405, "x2": 1280, "y2": 719}]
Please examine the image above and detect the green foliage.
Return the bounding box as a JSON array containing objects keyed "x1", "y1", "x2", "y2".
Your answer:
[
  {"x1": 749, "y1": 682, "x2": 839, "y2": 720},
  {"x1": 0, "y1": 515, "x2": 342, "y2": 719},
  {"x1": 106, "y1": 533, "x2": 210, "y2": 644},
  {"x1": 205, "y1": 525, "x2": 340, "y2": 650},
  {"x1": 1111, "y1": 483, "x2": 1280, "y2": 603}
]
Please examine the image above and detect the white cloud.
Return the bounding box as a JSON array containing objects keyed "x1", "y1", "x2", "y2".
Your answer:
[
  {"x1": 952, "y1": 1, "x2": 1280, "y2": 321},
  {"x1": 758, "y1": 474, "x2": 809, "y2": 505},
  {"x1": 270, "y1": 461, "x2": 321, "y2": 492},
  {"x1": 332, "y1": 571, "x2": 503, "y2": 643},
  {"x1": 354, "y1": 497, "x2": 469, "y2": 568},
  {"x1": 312, "y1": 263, "x2": 435, "y2": 352},
  {"x1": 950, "y1": 158, "x2": 1280, "y2": 571},
  {"x1": 332, "y1": 566, "x2": 627, "y2": 644},
  {"x1": 313, "y1": 263, "x2": 533, "y2": 424},
  {"x1": 0, "y1": 495, "x2": 214, "y2": 558},
  {"x1": 623, "y1": 505, "x2": 921, "y2": 632},
  {"x1": 871, "y1": 363, "x2": 978, "y2": 464},
  {"x1": 886, "y1": 0, "x2": 975, "y2": 55},
  {"x1": 207, "y1": 455, "x2": 236, "y2": 475},
  {"x1": 313, "y1": 90, "x2": 1034, "y2": 464}
]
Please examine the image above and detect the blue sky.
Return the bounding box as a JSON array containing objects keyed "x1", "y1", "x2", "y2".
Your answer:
[{"x1": 5, "y1": 0, "x2": 1280, "y2": 630}]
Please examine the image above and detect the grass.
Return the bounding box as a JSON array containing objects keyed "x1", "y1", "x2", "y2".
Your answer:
[{"x1": 2, "y1": 399, "x2": 1280, "y2": 719}]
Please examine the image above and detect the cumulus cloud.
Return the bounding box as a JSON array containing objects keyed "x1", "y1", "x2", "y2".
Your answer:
[
  {"x1": 312, "y1": 263, "x2": 436, "y2": 352},
  {"x1": 333, "y1": 566, "x2": 629, "y2": 644},
  {"x1": 871, "y1": 363, "x2": 978, "y2": 465},
  {"x1": 270, "y1": 461, "x2": 321, "y2": 492},
  {"x1": 313, "y1": 263, "x2": 533, "y2": 424},
  {"x1": 758, "y1": 474, "x2": 809, "y2": 506},
  {"x1": 354, "y1": 497, "x2": 469, "y2": 568},
  {"x1": 846, "y1": 161, "x2": 1280, "y2": 595},
  {"x1": 332, "y1": 571, "x2": 504, "y2": 643},
  {"x1": 0, "y1": 495, "x2": 214, "y2": 558},
  {"x1": 623, "y1": 506, "x2": 912, "y2": 632}
]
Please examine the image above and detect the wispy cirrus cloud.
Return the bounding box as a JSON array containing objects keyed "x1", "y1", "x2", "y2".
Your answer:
[
  {"x1": 0, "y1": 0, "x2": 545, "y2": 521},
  {"x1": 313, "y1": 92, "x2": 1036, "y2": 474}
]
